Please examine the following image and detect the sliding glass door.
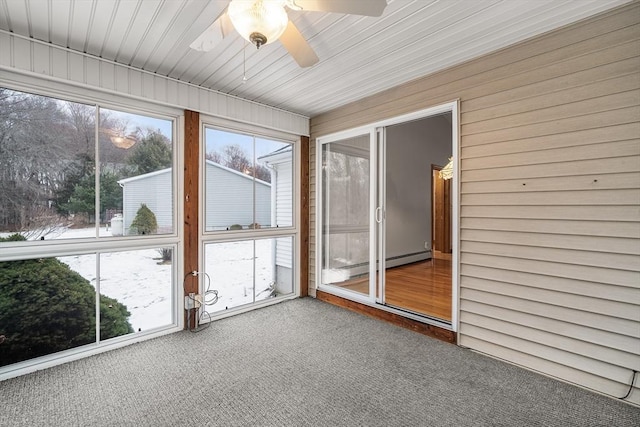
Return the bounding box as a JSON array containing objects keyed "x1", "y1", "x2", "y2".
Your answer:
[
  {"x1": 317, "y1": 102, "x2": 458, "y2": 328},
  {"x1": 319, "y1": 130, "x2": 375, "y2": 300}
]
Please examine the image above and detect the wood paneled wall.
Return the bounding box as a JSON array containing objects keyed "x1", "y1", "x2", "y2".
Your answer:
[{"x1": 309, "y1": 3, "x2": 640, "y2": 404}]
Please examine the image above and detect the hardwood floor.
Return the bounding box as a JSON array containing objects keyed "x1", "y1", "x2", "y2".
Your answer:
[
  {"x1": 333, "y1": 254, "x2": 452, "y2": 321},
  {"x1": 385, "y1": 258, "x2": 452, "y2": 321}
]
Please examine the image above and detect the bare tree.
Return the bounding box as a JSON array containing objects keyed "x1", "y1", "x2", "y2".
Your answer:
[
  {"x1": 250, "y1": 163, "x2": 271, "y2": 183},
  {"x1": 65, "y1": 101, "x2": 95, "y2": 155},
  {"x1": 205, "y1": 151, "x2": 223, "y2": 164},
  {"x1": 205, "y1": 144, "x2": 272, "y2": 182},
  {"x1": 222, "y1": 144, "x2": 251, "y2": 174},
  {"x1": 19, "y1": 205, "x2": 67, "y2": 240},
  {"x1": 0, "y1": 90, "x2": 74, "y2": 231}
]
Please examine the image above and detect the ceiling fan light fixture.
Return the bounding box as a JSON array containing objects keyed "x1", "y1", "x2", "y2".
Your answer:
[
  {"x1": 103, "y1": 128, "x2": 138, "y2": 149},
  {"x1": 249, "y1": 32, "x2": 268, "y2": 48},
  {"x1": 228, "y1": 0, "x2": 288, "y2": 49},
  {"x1": 109, "y1": 135, "x2": 137, "y2": 149},
  {"x1": 439, "y1": 157, "x2": 454, "y2": 180}
]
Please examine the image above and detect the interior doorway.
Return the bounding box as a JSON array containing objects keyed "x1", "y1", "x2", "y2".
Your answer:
[
  {"x1": 432, "y1": 165, "x2": 452, "y2": 256},
  {"x1": 381, "y1": 113, "x2": 452, "y2": 321}
]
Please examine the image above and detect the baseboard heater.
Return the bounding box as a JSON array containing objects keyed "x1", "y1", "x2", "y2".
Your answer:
[
  {"x1": 322, "y1": 251, "x2": 432, "y2": 283},
  {"x1": 385, "y1": 251, "x2": 431, "y2": 269}
]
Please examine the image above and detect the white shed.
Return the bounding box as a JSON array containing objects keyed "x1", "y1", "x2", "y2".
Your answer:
[
  {"x1": 118, "y1": 169, "x2": 172, "y2": 235},
  {"x1": 204, "y1": 161, "x2": 271, "y2": 231},
  {"x1": 118, "y1": 161, "x2": 271, "y2": 235}
]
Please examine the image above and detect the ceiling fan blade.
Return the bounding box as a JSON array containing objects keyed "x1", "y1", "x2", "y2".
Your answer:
[
  {"x1": 218, "y1": 12, "x2": 235, "y2": 37},
  {"x1": 290, "y1": 0, "x2": 387, "y2": 17},
  {"x1": 279, "y1": 21, "x2": 319, "y2": 68},
  {"x1": 189, "y1": 9, "x2": 233, "y2": 52}
]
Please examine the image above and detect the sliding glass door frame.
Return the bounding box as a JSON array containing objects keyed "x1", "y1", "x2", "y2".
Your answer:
[
  {"x1": 316, "y1": 100, "x2": 460, "y2": 332},
  {"x1": 317, "y1": 126, "x2": 378, "y2": 305},
  {"x1": 376, "y1": 127, "x2": 387, "y2": 306}
]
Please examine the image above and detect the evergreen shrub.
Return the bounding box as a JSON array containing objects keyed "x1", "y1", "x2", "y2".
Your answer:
[
  {"x1": 130, "y1": 204, "x2": 158, "y2": 235},
  {"x1": 0, "y1": 234, "x2": 133, "y2": 366}
]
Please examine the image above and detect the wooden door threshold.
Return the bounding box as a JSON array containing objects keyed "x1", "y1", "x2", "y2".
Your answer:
[{"x1": 316, "y1": 290, "x2": 456, "y2": 344}]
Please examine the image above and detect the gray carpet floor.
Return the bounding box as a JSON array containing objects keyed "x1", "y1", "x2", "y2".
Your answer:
[{"x1": 1, "y1": 298, "x2": 638, "y2": 426}]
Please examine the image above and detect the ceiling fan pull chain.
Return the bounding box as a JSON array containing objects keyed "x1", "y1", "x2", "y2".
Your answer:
[{"x1": 243, "y1": 40, "x2": 248, "y2": 83}]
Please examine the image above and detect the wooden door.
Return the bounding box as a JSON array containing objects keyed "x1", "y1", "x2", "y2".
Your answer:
[{"x1": 432, "y1": 167, "x2": 452, "y2": 254}]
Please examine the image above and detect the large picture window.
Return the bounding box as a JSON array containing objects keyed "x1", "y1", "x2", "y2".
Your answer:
[
  {"x1": 203, "y1": 127, "x2": 292, "y2": 232},
  {"x1": 0, "y1": 89, "x2": 173, "y2": 240},
  {"x1": 0, "y1": 87, "x2": 178, "y2": 373},
  {"x1": 100, "y1": 108, "x2": 174, "y2": 237},
  {"x1": 204, "y1": 237, "x2": 294, "y2": 313},
  {"x1": 201, "y1": 125, "x2": 296, "y2": 316}
]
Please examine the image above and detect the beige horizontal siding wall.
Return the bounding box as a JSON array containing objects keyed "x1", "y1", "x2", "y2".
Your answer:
[{"x1": 309, "y1": 3, "x2": 640, "y2": 403}]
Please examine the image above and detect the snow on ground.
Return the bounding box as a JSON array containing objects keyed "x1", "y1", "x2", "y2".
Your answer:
[
  {"x1": 59, "y1": 251, "x2": 172, "y2": 333},
  {"x1": 204, "y1": 239, "x2": 275, "y2": 315},
  {"x1": 4, "y1": 227, "x2": 276, "y2": 333},
  {"x1": 55, "y1": 228, "x2": 173, "y2": 333}
]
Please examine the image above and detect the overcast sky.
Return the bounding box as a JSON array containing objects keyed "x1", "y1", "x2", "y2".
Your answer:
[{"x1": 205, "y1": 127, "x2": 290, "y2": 160}]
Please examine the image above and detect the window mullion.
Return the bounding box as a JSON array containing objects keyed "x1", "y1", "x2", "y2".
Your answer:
[
  {"x1": 95, "y1": 106, "x2": 101, "y2": 238},
  {"x1": 96, "y1": 253, "x2": 101, "y2": 344}
]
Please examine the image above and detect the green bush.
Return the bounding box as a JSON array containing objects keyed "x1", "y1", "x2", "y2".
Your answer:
[
  {"x1": 0, "y1": 234, "x2": 133, "y2": 366},
  {"x1": 1, "y1": 234, "x2": 27, "y2": 242},
  {"x1": 229, "y1": 224, "x2": 243, "y2": 230},
  {"x1": 130, "y1": 204, "x2": 157, "y2": 235}
]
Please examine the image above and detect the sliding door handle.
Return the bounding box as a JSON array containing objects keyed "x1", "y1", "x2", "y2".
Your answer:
[{"x1": 375, "y1": 207, "x2": 383, "y2": 223}]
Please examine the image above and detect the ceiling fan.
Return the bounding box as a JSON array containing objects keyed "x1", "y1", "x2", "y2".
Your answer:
[{"x1": 190, "y1": 0, "x2": 387, "y2": 68}]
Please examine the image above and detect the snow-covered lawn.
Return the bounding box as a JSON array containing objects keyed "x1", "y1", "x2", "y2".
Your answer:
[
  {"x1": 3, "y1": 227, "x2": 280, "y2": 332},
  {"x1": 60, "y1": 248, "x2": 172, "y2": 333},
  {"x1": 204, "y1": 239, "x2": 275, "y2": 315}
]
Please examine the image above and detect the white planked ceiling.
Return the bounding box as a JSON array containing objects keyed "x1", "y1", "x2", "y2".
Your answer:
[{"x1": 0, "y1": 0, "x2": 631, "y2": 117}]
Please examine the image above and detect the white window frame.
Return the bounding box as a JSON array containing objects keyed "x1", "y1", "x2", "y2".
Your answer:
[
  {"x1": 0, "y1": 80, "x2": 183, "y2": 381},
  {"x1": 197, "y1": 115, "x2": 301, "y2": 321}
]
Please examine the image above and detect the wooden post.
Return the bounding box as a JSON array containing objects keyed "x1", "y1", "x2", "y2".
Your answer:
[
  {"x1": 184, "y1": 110, "x2": 199, "y2": 328},
  {"x1": 299, "y1": 136, "x2": 310, "y2": 297}
]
